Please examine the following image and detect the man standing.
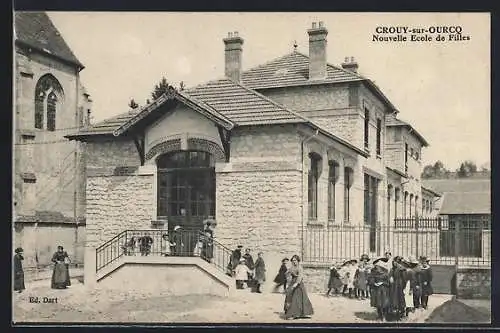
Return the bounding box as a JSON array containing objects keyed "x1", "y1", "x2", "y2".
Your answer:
[{"x1": 13, "y1": 247, "x2": 25, "y2": 293}]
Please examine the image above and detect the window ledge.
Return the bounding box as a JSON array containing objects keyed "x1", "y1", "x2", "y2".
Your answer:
[
  {"x1": 18, "y1": 129, "x2": 36, "y2": 139},
  {"x1": 307, "y1": 220, "x2": 323, "y2": 227}
]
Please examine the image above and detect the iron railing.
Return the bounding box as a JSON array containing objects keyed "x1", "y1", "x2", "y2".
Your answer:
[
  {"x1": 302, "y1": 216, "x2": 491, "y2": 267},
  {"x1": 95, "y1": 229, "x2": 232, "y2": 275}
]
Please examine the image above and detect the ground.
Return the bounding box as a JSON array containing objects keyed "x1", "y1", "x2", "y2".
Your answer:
[
  {"x1": 425, "y1": 299, "x2": 491, "y2": 323},
  {"x1": 13, "y1": 279, "x2": 453, "y2": 323}
]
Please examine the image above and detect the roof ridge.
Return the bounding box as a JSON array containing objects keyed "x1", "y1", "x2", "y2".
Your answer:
[
  {"x1": 242, "y1": 51, "x2": 304, "y2": 74},
  {"x1": 184, "y1": 76, "x2": 232, "y2": 92},
  {"x1": 178, "y1": 89, "x2": 234, "y2": 126},
  {"x1": 43, "y1": 12, "x2": 83, "y2": 66}
]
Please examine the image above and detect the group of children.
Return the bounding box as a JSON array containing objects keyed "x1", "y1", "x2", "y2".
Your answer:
[
  {"x1": 326, "y1": 252, "x2": 434, "y2": 321},
  {"x1": 326, "y1": 253, "x2": 371, "y2": 299}
]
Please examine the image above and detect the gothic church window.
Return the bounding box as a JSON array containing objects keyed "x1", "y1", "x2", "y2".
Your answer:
[{"x1": 34, "y1": 74, "x2": 64, "y2": 131}]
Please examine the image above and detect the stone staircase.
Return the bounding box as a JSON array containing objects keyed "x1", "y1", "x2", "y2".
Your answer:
[{"x1": 95, "y1": 254, "x2": 236, "y2": 297}]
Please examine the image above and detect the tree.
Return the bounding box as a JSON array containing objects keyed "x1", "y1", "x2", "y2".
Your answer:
[
  {"x1": 421, "y1": 160, "x2": 449, "y2": 179},
  {"x1": 456, "y1": 160, "x2": 478, "y2": 178},
  {"x1": 146, "y1": 99, "x2": 151, "y2": 105},
  {"x1": 179, "y1": 81, "x2": 185, "y2": 91},
  {"x1": 128, "y1": 98, "x2": 139, "y2": 109},
  {"x1": 151, "y1": 76, "x2": 171, "y2": 100}
]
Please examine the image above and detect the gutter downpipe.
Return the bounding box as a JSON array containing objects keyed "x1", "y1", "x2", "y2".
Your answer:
[{"x1": 300, "y1": 128, "x2": 319, "y2": 259}]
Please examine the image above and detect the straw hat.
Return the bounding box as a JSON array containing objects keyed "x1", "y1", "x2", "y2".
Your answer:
[
  {"x1": 239, "y1": 258, "x2": 246, "y2": 263},
  {"x1": 174, "y1": 225, "x2": 181, "y2": 231}
]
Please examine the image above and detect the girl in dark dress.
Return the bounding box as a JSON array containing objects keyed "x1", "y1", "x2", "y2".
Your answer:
[
  {"x1": 200, "y1": 229, "x2": 214, "y2": 262},
  {"x1": 369, "y1": 258, "x2": 391, "y2": 321},
  {"x1": 387, "y1": 256, "x2": 407, "y2": 321},
  {"x1": 253, "y1": 252, "x2": 266, "y2": 293},
  {"x1": 51, "y1": 246, "x2": 71, "y2": 289},
  {"x1": 273, "y1": 258, "x2": 289, "y2": 293},
  {"x1": 13, "y1": 247, "x2": 25, "y2": 293},
  {"x1": 284, "y1": 255, "x2": 314, "y2": 320},
  {"x1": 326, "y1": 263, "x2": 343, "y2": 297},
  {"x1": 243, "y1": 249, "x2": 255, "y2": 288}
]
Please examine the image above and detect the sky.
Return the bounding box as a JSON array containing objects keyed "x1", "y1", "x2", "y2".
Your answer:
[{"x1": 46, "y1": 12, "x2": 490, "y2": 171}]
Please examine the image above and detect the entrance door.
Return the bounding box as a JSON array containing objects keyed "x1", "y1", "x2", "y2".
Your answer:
[{"x1": 157, "y1": 151, "x2": 216, "y2": 233}]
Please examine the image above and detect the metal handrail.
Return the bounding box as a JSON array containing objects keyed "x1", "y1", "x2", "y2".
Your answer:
[{"x1": 95, "y1": 229, "x2": 234, "y2": 276}]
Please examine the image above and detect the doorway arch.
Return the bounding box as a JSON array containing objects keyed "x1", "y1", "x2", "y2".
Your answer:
[{"x1": 156, "y1": 150, "x2": 216, "y2": 232}]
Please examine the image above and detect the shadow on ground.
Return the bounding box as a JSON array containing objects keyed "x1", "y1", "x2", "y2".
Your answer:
[
  {"x1": 354, "y1": 311, "x2": 379, "y2": 321},
  {"x1": 425, "y1": 299, "x2": 491, "y2": 323}
]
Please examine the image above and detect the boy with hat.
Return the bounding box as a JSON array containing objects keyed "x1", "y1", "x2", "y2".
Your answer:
[{"x1": 418, "y1": 256, "x2": 433, "y2": 309}]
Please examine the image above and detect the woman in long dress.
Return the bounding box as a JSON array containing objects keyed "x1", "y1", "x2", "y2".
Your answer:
[
  {"x1": 283, "y1": 254, "x2": 314, "y2": 320},
  {"x1": 13, "y1": 247, "x2": 25, "y2": 293},
  {"x1": 51, "y1": 245, "x2": 71, "y2": 289}
]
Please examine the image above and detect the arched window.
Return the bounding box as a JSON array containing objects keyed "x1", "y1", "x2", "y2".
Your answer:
[
  {"x1": 308, "y1": 153, "x2": 322, "y2": 220},
  {"x1": 327, "y1": 160, "x2": 339, "y2": 222},
  {"x1": 34, "y1": 74, "x2": 64, "y2": 131}
]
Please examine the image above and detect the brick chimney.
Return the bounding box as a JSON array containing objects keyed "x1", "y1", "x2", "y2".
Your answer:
[
  {"x1": 341, "y1": 56, "x2": 359, "y2": 73},
  {"x1": 223, "y1": 31, "x2": 244, "y2": 82},
  {"x1": 308, "y1": 21, "x2": 328, "y2": 80}
]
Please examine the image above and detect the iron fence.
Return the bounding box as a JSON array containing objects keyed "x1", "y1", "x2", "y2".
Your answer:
[{"x1": 302, "y1": 216, "x2": 490, "y2": 267}]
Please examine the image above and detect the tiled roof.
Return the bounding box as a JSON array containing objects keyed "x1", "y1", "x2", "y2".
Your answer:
[
  {"x1": 66, "y1": 78, "x2": 367, "y2": 156},
  {"x1": 69, "y1": 78, "x2": 306, "y2": 138},
  {"x1": 386, "y1": 117, "x2": 429, "y2": 147},
  {"x1": 74, "y1": 111, "x2": 137, "y2": 137},
  {"x1": 241, "y1": 51, "x2": 363, "y2": 88},
  {"x1": 423, "y1": 179, "x2": 490, "y2": 194},
  {"x1": 14, "y1": 11, "x2": 83, "y2": 68},
  {"x1": 184, "y1": 78, "x2": 305, "y2": 126},
  {"x1": 240, "y1": 51, "x2": 398, "y2": 113},
  {"x1": 439, "y1": 192, "x2": 490, "y2": 215}
]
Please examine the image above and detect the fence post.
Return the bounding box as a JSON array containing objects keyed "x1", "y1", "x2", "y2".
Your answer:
[
  {"x1": 454, "y1": 218, "x2": 460, "y2": 298},
  {"x1": 415, "y1": 214, "x2": 419, "y2": 258}
]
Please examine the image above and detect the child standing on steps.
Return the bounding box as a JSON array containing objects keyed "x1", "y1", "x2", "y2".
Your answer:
[{"x1": 234, "y1": 258, "x2": 251, "y2": 289}]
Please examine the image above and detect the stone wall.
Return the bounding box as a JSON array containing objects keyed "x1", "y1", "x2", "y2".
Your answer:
[
  {"x1": 456, "y1": 268, "x2": 491, "y2": 299},
  {"x1": 98, "y1": 262, "x2": 230, "y2": 296},
  {"x1": 215, "y1": 125, "x2": 303, "y2": 291},
  {"x1": 85, "y1": 140, "x2": 140, "y2": 168},
  {"x1": 14, "y1": 222, "x2": 85, "y2": 267},
  {"x1": 85, "y1": 170, "x2": 155, "y2": 248},
  {"x1": 229, "y1": 125, "x2": 301, "y2": 161},
  {"x1": 302, "y1": 264, "x2": 331, "y2": 293}
]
